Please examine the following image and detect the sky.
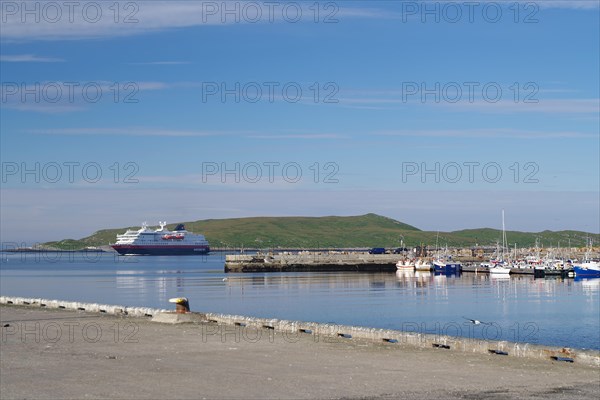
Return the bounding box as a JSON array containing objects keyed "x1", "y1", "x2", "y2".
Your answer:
[{"x1": 0, "y1": 0, "x2": 599, "y2": 243}]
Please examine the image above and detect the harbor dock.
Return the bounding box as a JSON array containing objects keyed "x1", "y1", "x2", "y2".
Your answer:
[
  {"x1": 225, "y1": 252, "x2": 574, "y2": 276},
  {"x1": 225, "y1": 253, "x2": 401, "y2": 272}
]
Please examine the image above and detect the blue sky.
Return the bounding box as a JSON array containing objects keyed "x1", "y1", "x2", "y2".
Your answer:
[{"x1": 1, "y1": 1, "x2": 599, "y2": 243}]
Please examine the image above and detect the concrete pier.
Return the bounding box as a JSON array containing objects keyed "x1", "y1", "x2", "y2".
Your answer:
[
  {"x1": 225, "y1": 253, "x2": 401, "y2": 272},
  {"x1": 225, "y1": 253, "x2": 573, "y2": 276}
]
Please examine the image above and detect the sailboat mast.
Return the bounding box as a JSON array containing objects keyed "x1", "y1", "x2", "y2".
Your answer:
[{"x1": 501, "y1": 209, "x2": 506, "y2": 260}]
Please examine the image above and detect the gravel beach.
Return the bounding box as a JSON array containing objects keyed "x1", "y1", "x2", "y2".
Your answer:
[{"x1": 1, "y1": 305, "x2": 599, "y2": 399}]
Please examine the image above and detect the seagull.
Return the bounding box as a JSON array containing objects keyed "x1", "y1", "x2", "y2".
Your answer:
[
  {"x1": 463, "y1": 317, "x2": 490, "y2": 325},
  {"x1": 222, "y1": 278, "x2": 228, "y2": 281}
]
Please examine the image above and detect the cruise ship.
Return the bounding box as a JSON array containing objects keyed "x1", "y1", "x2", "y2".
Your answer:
[{"x1": 111, "y1": 222, "x2": 210, "y2": 255}]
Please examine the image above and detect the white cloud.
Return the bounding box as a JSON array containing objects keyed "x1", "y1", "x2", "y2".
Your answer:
[
  {"x1": 27, "y1": 127, "x2": 347, "y2": 139},
  {"x1": 424, "y1": 0, "x2": 599, "y2": 9},
  {"x1": 29, "y1": 127, "x2": 245, "y2": 137},
  {"x1": 337, "y1": 89, "x2": 599, "y2": 115},
  {"x1": 535, "y1": 0, "x2": 600, "y2": 9},
  {"x1": 2, "y1": 103, "x2": 86, "y2": 113},
  {"x1": 1, "y1": 2, "x2": 210, "y2": 41},
  {"x1": 128, "y1": 61, "x2": 191, "y2": 65},
  {"x1": 248, "y1": 134, "x2": 345, "y2": 140},
  {"x1": 373, "y1": 128, "x2": 597, "y2": 139},
  {"x1": 0, "y1": 54, "x2": 64, "y2": 62},
  {"x1": 0, "y1": 1, "x2": 345, "y2": 41},
  {"x1": 4, "y1": 1, "x2": 595, "y2": 42},
  {"x1": 441, "y1": 99, "x2": 600, "y2": 114},
  {"x1": 0, "y1": 81, "x2": 169, "y2": 114}
]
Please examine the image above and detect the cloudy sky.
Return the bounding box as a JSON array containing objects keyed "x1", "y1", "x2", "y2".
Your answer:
[{"x1": 1, "y1": 1, "x2": 598, "y2": 243}]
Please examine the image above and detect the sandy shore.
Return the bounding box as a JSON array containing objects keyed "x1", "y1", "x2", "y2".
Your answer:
[{"x1": 1, "y1": 305, "x2": 599, "y2": 399}]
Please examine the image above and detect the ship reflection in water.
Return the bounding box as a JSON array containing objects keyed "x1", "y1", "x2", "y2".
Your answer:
[{"x1": 1, "y1": 252, "x2": 598, "y2": 350}]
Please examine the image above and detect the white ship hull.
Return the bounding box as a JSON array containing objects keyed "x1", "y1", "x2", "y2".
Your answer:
[{"x1": 112, "y1": 244, "x2": 209, "y2": 256}]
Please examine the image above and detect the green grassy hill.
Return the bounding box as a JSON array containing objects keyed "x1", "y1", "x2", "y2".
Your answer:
[{"x1": 43, "y1": 213, "x2": 599, "y2": 250}]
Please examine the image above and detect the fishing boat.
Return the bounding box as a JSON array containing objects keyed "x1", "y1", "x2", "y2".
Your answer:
[
  {"x1": 433, "y1": 259, "x2": 461, "y2": 274},
  {"x1": 431, "y1": 234, "x2": 461, "y2": 274},
  {"x1": 415, "y1": 258, "x2": 432, "y2": 271},
  {"x1": 573, "y1": 239, "x2": 600, "y2": 278},
  {"x1": 573, "y1": 261, "x2": 600, "y2": 278},
  {"x1": 396, "y1": 259, "x2": 415, "y2": 270}
]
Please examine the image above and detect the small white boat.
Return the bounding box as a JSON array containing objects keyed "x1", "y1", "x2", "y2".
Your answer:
[
  {"x1": 415, "y1": 259, "x2": 432, "y2": 271},
  {"x1": 396, "y1": 259, "x2": 415, "y2": 270},
  {"x1": 489, "y1": 265, "x2": 511, "y2": 275}
]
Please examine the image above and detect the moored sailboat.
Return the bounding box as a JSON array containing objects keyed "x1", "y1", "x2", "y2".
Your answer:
[{"x1": 489, "y1": 210, "x2": 511, "y2": 275}]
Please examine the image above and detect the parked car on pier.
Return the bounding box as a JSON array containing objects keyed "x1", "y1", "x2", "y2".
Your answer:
[{"x1": 369, "y1": 247, "x2": 386, "y2": 254}]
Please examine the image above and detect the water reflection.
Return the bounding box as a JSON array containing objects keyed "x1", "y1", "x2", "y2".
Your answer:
[{"x1": 579, "y1": 277, "x2": 600, "y2": 297}]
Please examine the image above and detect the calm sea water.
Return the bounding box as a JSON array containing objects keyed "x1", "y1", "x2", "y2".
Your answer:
[{"x1": 1, "y1": 252, "x2": 598, "y2": 350}]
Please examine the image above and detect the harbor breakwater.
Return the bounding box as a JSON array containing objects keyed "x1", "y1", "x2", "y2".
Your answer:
[
  {"x1": 2, "y1": 296, "x2": 598, "y2": 368},
  {"x1": 224, "y1": 253, "x2": 572, "y2": 276},
  {"x1": 225, "y1": 253, "x2": 402, "y2": 272}
]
